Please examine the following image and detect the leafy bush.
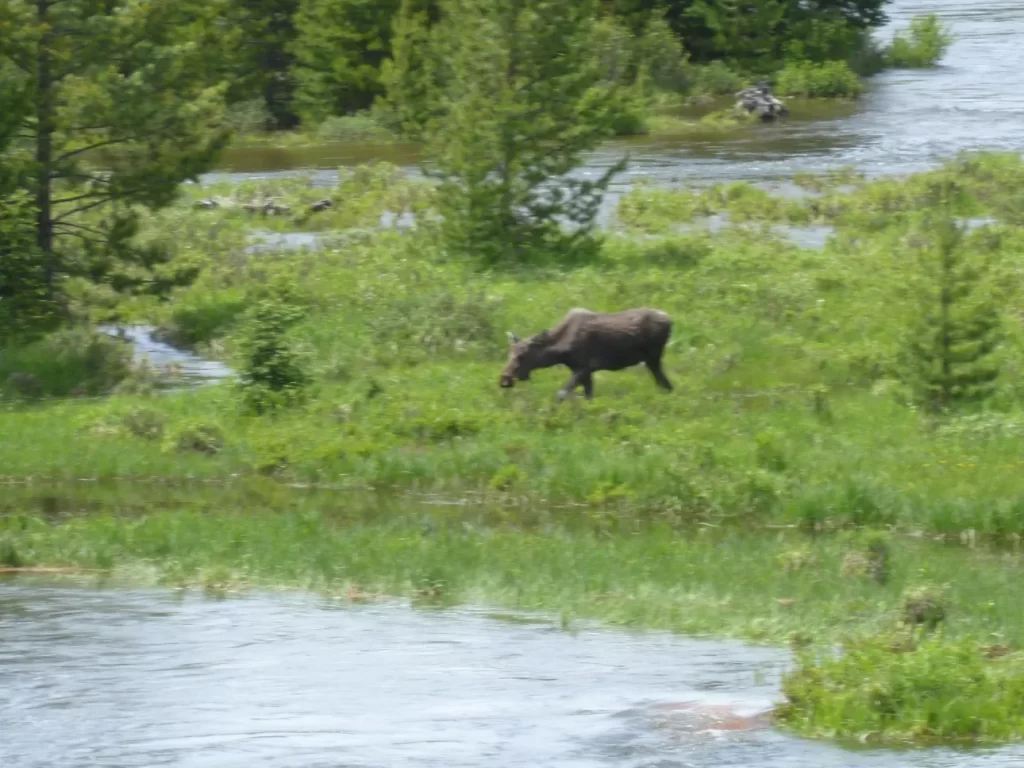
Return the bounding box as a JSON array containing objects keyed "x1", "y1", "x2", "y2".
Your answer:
[
  {"x1": 0, "y1": 328, "x2": 133, "y2": 399},
  {"x1": 777, "y1": 634, "x2": 1024, "y2": 746},
  {"x1": 885, "y1": 14, "x2": 954, "y2": 69},
  {"x1": 689, "y1": 61, "x2": 745, "y2": 96},
  {"x1": 166, "y1": 421, "x2": 225, "y2": 454},
  {"x1": 775, "y1": 60, "x2": 864, "y2": 98},
  {"x1": 314, "y1": 112, "x2": 397, "y2": 143}
]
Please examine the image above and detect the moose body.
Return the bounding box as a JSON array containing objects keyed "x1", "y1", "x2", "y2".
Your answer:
[{"x1": 500, "y1": 307, "x2": 673, "y2": 402}]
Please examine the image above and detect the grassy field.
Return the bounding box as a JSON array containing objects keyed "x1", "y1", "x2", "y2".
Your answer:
[{"x1": 5, "y1": 152, "x2": 1024, "y2": 536}]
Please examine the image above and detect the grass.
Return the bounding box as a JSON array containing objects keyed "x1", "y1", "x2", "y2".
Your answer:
[
  {"x1": 778, "y1": 633, "x2": 1024, "y2": 746},
  {"x1": 2, "y1": 495, "x2": 1024, "y2": 649},
  {"x1": 6, "y1": 152, "x2": 1024, "y2": 539}
]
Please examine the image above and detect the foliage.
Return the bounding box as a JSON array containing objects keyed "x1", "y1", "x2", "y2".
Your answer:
[
  {"x1": 774, "y1": 60, "x2": 864, "y2": 99},
  {"x1": 0, "y1": 191, "x2": 58, "y2": 342},
  {"x1": 778, "y1": 633, "x2": 1024, "y2": 746},
  {"x1": 234, "y1": 283, "x2": 312, "y2": 413},
  {"x1": 410, "y1": 0, "x2": 627, "y2": 264},
  {"x1": 0, "y1": 0, "x2": 235, "y2": 317},
  {"x1": 166, "y1": 421, "x2": 226, "y2": 454},
  {"x1": 687, "y1": 60, "x2": 746, "y2": 96},
  {"x1": 290, "y1": 0, "x2": 403, "y2": 123},
  {"x1": 901, "y1": 209, "x2": 1002, "y2": 413},
  {"x1": 376, "y1": 0, "x2": 437, "y2": 140},
  {"x1": 222, "y1": 0, "x2": 302, "y2": 129},
  {"x1": 0, "y1": 328, "x2": 132, "y2": 399},
  {"x1": 314, "y1": 112, "x2": 398, "y2": 143},
  {"x1": 885, "y1": 13, "x2": 954, "y2": 69}
]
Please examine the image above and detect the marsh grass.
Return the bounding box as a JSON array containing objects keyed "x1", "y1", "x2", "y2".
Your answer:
[
  {"x1": 778, "y1": 634, "x2": 1024, "y2": 746},
  {"x1": 3, "y1": 501, "x2": 1024, "y2": 647}
]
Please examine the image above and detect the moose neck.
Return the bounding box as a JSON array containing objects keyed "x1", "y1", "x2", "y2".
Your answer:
[{"x1": 528, "y1": 333, "x2": 565, "y2": 371}]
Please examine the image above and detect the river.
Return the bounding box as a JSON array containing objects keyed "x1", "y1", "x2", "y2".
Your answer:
[
  {"x1": 204, "y1": 0, "x2": 1024, "y2": 209},
  {"x1": 3, "y1": 583, "x2": 1024, "y2": 768}
]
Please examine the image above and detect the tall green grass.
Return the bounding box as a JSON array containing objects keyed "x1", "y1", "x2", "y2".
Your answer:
[{"x1": 4, "y1": 502, "x2": 1024, "y2": 649}]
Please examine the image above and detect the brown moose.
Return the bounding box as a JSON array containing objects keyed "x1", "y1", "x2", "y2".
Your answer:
[{"x1": 499, "y1": 307, "x2": 674, "y2": 402}]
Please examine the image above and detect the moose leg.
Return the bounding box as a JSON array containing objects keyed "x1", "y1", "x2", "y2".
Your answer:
[
  {"x1": 580, "y1": 372, "x2": 594, "y2": 400},
  {"x1": 557, "y1": 369, "x2": 589, "y2": 403},
  {"x1": 647, "y1": 355, "x2": 673, "y2": 392}
]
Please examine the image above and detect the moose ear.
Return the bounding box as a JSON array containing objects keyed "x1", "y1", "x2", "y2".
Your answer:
[{"x1": 506, "y1": 331, "x2": 520, "y2": 344}]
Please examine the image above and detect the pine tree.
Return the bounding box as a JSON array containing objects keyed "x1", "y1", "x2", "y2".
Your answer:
[
  {"x1": 377, "y1": 0, "x2": 436, "y2": 140},
  {"x1": 408, "y1": 0, "x2": 626, "y2": 264},
  {"x1": 289, "y1": 0, "x2": 403, "y2": 124},
  {"x1": 0, "y1": 0, "x2": 235, "y2": 309},
  {"x1": 903, "y1": 207, "x2": 1002, "y2": 413}
]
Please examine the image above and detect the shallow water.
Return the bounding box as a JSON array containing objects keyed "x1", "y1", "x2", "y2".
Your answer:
[
  {"x1": 1, "y1": 584, "x2": 1023, "y2": 767},
  {"x1": 98, "y1": 325, "x2": 233, "y2": 388},
  {"x1": 204, "y1": 0, "x2": 1024, "y2": 207}
]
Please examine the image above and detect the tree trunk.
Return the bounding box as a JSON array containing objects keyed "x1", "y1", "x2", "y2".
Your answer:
[{"x1": 35, "y1": 0, "x2": 55, "y2": 298}]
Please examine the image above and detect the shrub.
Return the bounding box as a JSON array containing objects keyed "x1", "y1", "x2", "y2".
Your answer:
[
  {"x1": 234, "y1": 286, "x2": 312, "y2": 414},
  {"x1": 774, "y1": 60, "x2": 864, "y2": 98},
  {"x1": 119, "y1": 406, "x2": 166, "y2": 441},
  {"x1": 314, "y1": 113, "x2": 397, "y2": 143},
  {"x1": 689, "y1": 61, "x2": 745, "y2": 96},
  {"x1": 777, "y1": 634, "x2": 1024, "y2": 746},
  {"x1": 166, "y1": 421, "x2": 225, "y2": 454},
  {"x1": 885, "y1": 14, "x2": 954, "y2": 69},
  {"x1": 0, "y1": 327, "x2": 133, "y2": 399}
]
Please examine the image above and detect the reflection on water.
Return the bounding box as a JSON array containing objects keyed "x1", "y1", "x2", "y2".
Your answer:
[{"x1": 2, "y1": 585, "x2": 1024, "y2": 768}]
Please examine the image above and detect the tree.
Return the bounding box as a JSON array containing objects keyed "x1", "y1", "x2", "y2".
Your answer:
[
  {"x1": 225, "y1": 0, "x2": 302, "y2": 130},
  {"x1": 290, "y1": 0, "x2": 403, "y2": 124},
  {"x1": 903, "y1": 206, "x2": 1002, "y2": 413},
  {"x1": 0, "y1": 0, "x2": 234, "y2": 309},
  {"x1": 377, "y1": 0, "x2": 438, "y2": 140},
  {"x1": 406, "y1": 0, "x2": 627, "y2": 264}
]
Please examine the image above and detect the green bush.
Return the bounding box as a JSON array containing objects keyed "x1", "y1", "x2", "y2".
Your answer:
[
  {"x1": 885, "y1": 14, "x2": 954, "y2": 69},
  {"x1": 777, "y1": 633, "x2": 1024, "y2": 746},
  {"x1": 166, "y1": 421, "x2": 225, "y2": 454},
  {"x1": 775, "y1": 60, "x2": 864, "y2": 98},
  {"x1": 234, "y1": 286, "x2": 312, "y2": 414},
  {"x1": 689, "y1": 61, "x2": 745, "y2": 96},
  {"x1": 314, "y1": 113, "x2": 397, "y2": 143},
  {"x1": 0, "y1": 328, "x2": 133, "y2": 399}
]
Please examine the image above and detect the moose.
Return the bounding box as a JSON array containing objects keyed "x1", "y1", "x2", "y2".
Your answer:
[{"x1": 499, "y1": 307, "x2": 674, "y2": 402}]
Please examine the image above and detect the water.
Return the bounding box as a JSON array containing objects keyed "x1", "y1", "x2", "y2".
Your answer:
[
  {"x1": 97, "y1": 325, "x2": 233, "y2": 388},
  {"x1": 1, "y1": 584, "x2": 1020, "y2": 768},
  {"x1": 203, "y1": 0, "x2": 1024, "y2": 208}
]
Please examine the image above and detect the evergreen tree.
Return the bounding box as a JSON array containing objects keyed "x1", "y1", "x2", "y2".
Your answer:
[
  {"x1": 377, "y1": 0, "x2": 437, "y2": 140},
  {"x1": 0, "y1": 0, "x2": 234, "y2": 309},
  {"x1": 226, "y1": 0, "x2": 302, "y2": 130},
  {"x1": 289, "y1": 0, "x2": 403, "y2": 124},
  {"x1": 410, "y1": 0, "x2": 626, "y2": 264},
  {"x1": 903, "y1": 207, "x2": 1002, "y2": 413}
]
